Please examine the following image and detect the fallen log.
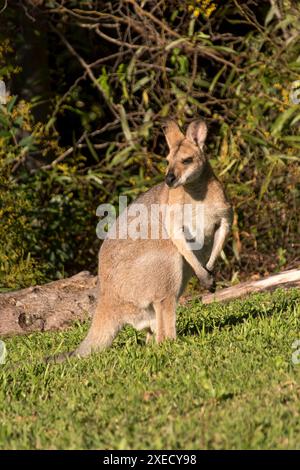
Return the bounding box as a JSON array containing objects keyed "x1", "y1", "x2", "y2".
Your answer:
[
  {"x1": 201, "y1": 268, "x2": 300, "y2": 304},
  {"x1": 0, "y1": 269, "x2": 299, "y2": 336},
  {"x1": 0, "y1": 271, "x2": 97, "y2": 336}
]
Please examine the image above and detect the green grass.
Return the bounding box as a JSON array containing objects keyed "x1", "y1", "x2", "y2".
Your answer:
[{"x1": 1, "y1": 288, "x2": 300, "y2": 450}]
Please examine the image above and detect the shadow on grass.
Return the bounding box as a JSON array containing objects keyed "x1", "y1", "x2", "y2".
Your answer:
[{"x1": 176, "y1": 290, "x2": 300, "y2": 337}]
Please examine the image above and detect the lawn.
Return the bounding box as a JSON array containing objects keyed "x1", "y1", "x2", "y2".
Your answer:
[{"x1": 0, "y1": 288, "x2": 300, "y2": 450}]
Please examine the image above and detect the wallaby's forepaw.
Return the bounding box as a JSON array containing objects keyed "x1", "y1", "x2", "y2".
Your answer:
[
  {"x1": 197, "y1": 267, "x2": 215, "y2": 291},
  {"x1": 208, "y1": 279, "x2": 216, "y2": 293},
  {"x1": 197, "y1": 269, "x2": 215, "y2": 290}
]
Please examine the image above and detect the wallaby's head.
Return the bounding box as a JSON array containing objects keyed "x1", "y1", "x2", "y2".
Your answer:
[{"x1": 163, "y1": 120, "x2": 208, "y2": 188}]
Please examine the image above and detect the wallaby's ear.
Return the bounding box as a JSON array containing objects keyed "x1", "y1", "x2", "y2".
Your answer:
[
  {"x1": 162, "y1": 120, "x2": 185, "y2": 149},
  {"x1": 186, "y1": 120, "x2": 207, "y2": 150}
]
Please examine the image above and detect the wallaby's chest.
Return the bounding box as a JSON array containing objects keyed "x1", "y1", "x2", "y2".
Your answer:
[
  {"x1": 182, "y1": 200, "x2": 221, "y2": 245},
  {"x1": 166, "y1": 179, "x2": 227, "y2": 254}
]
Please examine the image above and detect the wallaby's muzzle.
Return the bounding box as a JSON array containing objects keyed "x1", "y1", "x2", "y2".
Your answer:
[{"x1": 165, "y1": 171, "x2": 176, "y2": 187}]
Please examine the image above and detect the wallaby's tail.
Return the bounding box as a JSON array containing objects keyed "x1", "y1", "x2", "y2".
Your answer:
[
  {"x1": 46, "y1": 306, "x2": 120, "y2": 364},
  {"x1": 45, "y1": 351, "x2": 75, "y2": 364}
]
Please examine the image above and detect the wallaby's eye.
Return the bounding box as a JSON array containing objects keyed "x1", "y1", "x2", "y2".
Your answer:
[{"x1": 182, "y1": 157, "x2": 193, "y2": 165}]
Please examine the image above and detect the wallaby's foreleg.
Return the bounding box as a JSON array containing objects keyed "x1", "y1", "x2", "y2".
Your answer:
[
  {"x1": 153, "y1": 297, "x2": 176, "y2": 343},
  {"x1": 206, "y1": 217, "x2": 231, "y2": 273},
  {"x1": 170, "y1": 231, "x2": 213, "y2": 289}
]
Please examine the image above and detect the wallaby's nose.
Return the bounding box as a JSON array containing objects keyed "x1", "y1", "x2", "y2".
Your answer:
[{"x1": 165, "y1": 172, "x2": 176, "y2": 187}]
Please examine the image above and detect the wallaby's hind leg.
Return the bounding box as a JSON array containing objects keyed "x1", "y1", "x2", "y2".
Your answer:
[
  {"x1": 146, "y1": 330, "x2": 154, "y2": 344},
  {"x1": 153, "y1": 297, "x2": 177, "y2": 343}
]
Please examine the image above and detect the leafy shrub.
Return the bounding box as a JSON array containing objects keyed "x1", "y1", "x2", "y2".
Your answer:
[{"x1": 0, "y1": 1, "x2": 299, "y2": 289}]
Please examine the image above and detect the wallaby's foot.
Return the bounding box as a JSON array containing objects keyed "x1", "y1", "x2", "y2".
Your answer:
[{"x1": 156, "y1": 330, "x2": 177, "y2": 343}]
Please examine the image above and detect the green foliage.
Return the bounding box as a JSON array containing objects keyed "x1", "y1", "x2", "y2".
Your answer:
[
  {"x1": 0, "y1": 93, "x2": 45, "y2": 288},
  {"x1": 0, "y1": 82, "x2": 99, "y2": 287},
  {"x1": 1, "y1": 289, "x2": 300, "y2": 449},
  {"x1": 0, "y1": 1, "x2": 299, "y2": 288}
]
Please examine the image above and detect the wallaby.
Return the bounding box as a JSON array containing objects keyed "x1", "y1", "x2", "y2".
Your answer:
[{"x1": 51, "y1": 119, "x2": 232, "y2": 361}]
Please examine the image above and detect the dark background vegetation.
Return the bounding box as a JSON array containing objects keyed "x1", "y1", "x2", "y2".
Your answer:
[{"x1": 0, "y1": 0, "x2": 299, "y2": 290}]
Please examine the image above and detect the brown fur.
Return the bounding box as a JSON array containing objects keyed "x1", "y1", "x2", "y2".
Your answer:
[{"x1": 53, "y1": 120, "x2": 232, "y2": 361}]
